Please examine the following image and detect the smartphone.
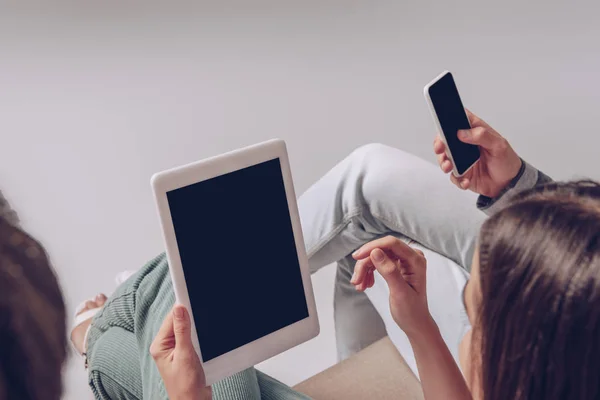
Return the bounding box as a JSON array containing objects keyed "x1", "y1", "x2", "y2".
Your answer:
[{"x1": 424, "y1": 71, "x2": 480, "y2": 177}]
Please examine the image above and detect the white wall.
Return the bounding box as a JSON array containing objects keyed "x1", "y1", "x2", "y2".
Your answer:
[{"x1": 1, "y1": 1, "x2": 599, "y2": 399}]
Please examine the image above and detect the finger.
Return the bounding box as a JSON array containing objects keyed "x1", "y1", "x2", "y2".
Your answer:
[
  {"x1": 465, "y1": 109, "x2": 488, "y2": 128},
  {"x1": 85, "y1": 300, "x2": 97, "y2": 310},
  {"x1": 173, "y1": 305, "x2": 194, "y2": 351},
  {"x1": 355, "y1": 277, "x2": 366, "y2": 292},
  {"x1": 433, "y1": 137, "x2": 446, "y2": 154},
  {"x1": 436, "y1": 151, "x2": 451, "y2": 170},
  {"x1": 361, "y1": 271, "x2": 373, "y2": 290},
  {"x1": 150, "y1": 310, "x2": 175, "y2": 359},
  {"x1": 367, "y1": 271, "x2": 375, "y2": 289},
  {"x1": 172, "y1": 306, "x2": 207, "y2": 384},
  {"x1": 356, "y1": 280, "x2": 366, "y2": 292},
  {"x1": 457, "y1": 126, "x2": 499, "y2": 150},
  {"x1": 355, "y1": 264, "x2": 375, "y2": 292},
  {"x1": 356, "y1": 266, "x2": 373, "y2": 292},
  {"x1": 449, "y1": 174, "x2": 464, "y2": 189},
  {"x1": 369, "y1": 248, "x2": 411, "y2": 296},
  {"x1": 362, "y1": 270, "x2": 373, "y2": 290},
  {"x1": 441, "y1": 159, "x2": 453, "y2": 174},
  {"x1": 436, "y1": 152, "x2": 445, "y2": 166},
  {"x1": 449, "y1": 174, "x2": 470, "y2": 190},
  {"x1": 351, "y1": 258, "x2": 373, "y2": 285},
  {"x1": 353, "y1": 236, "x2": 419, "y2": 262}
]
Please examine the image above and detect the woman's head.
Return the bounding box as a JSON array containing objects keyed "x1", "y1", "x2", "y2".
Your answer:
[
  {"x1": 466, "y1": 180, "x2": 600, "y2": 400},
  {"x1": 0, "y1": 196, "x2": 66, "y2": 400}
]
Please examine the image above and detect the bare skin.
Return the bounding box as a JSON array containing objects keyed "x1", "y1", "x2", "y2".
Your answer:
[
  {"x1": 71, "y1": 293, "x2": 107, "y2": 354},
  {"x1": 352, "y1": 236, "x2": 473, "y2": 400},
  {"x1": 458, "y1": 249, "x2": 482, "y2": 398}
]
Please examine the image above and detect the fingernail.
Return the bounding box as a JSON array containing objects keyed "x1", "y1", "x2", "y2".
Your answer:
[
  {"x1": 174, "y1": 306, "x2": 185, "y2": 320},
  {"x1": 372, "y1": 249, "x2": 385, "y2": 262},
  {"x1": 352, "y1": 249, "x2": 360, "y2": 257},
  {"x1": 95, "y1": 294, "x2": 102, "y2": 302},
  {"x1": 458, "y1": 130, "x2": 469, "y2": 139}
]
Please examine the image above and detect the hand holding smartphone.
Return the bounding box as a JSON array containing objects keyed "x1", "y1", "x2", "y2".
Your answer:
[
  {"x1": 424, "y1": 71, "x2": 480, "y2": 177},
  {"x1": 425, "y1": 71, "x2": 524, "y2": 198}
]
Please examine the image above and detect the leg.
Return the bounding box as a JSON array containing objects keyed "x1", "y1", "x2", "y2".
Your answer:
[
  {"x1": 84, "y1": 254, "x2": 167, "y2": 399},
  {"x1": 87, "y1": 253, "x2": 309, "y2": 399},
  {"x1": 211, "y1": 369, "x2": 261, "y2": 400},
  {"x1": 300, "y1": 143, "x2": 485, "y2": 272},
  {"x1": 87, "y1": 328, "x2": 143, "y2": 400},
  {"x1": 256, "y1": 370, "x2": 312, "y2": 400},
  {"x1": 299, "y1": 144, "x2": 485, "y2": 361},
  {"x1": 133, "y1": 256, "x2": 311, "y2": 399},
  {"x1": 87, "y1": 326, "x2": 289, "y2": 400},
  {"x1": 334, "y1": 255, "x2": 387, "y2": 361}
]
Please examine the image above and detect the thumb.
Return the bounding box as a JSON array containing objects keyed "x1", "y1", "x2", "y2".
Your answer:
[
  {"x1": 370, "y1": 248, "x2": 411, "y2": 297},
  {"x1": 173, "y1": 305, "x2": 194, "y2": 351},
  {"x1": 457, "y1": 126, "x2": 499, "y2": 150}
]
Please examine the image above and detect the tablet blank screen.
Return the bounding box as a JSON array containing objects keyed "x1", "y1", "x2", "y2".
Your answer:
[{"x1": 166, "y1": 158, "x2": 309, "y2": 362}]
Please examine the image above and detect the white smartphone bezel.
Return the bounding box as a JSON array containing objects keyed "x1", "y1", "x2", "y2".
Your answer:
[
  {"x1": 424, "y1": 70, "x2": 480, "y2": 177},
  {"x1": 151, "y1": 139, "x2": 320, "y2": 386}
]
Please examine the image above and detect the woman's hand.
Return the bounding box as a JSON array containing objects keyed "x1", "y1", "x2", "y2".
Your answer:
[
  {"x1": 351, "y1": 236, "x2": 435, "y2": 338},
  {"x1": 433, "y1": 110, "x2": 522, "y2": 198},
  {"x1": 353, "y1": 236, "x2": 472, "y2": 400},
  {"x1": 151, "y1": 305, "x2": 212, "y2": 400}
]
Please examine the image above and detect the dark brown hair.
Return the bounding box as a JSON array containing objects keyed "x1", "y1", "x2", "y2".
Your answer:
[
  {"x1": 0, "y1": 215, "x2": 67, "y2": 400},
  {"x1": 476, "y1": 180, "x2": 600, "y2": 400}
]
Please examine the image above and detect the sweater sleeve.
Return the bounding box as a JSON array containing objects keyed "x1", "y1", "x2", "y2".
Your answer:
[{"x1": 476, "y1": 159, "x2": 553, "y2": 215}]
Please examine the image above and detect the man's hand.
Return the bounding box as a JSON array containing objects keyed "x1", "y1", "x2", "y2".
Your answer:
[
  {"x1": 151, "y1": 305, "x2": 212, "y2": 400},
  {"x1": 433, "y1": 110, "x2": 522, "y2": 198},
  {"x1": 351, "y1": 236, "x2": 435, "y2": 338}
]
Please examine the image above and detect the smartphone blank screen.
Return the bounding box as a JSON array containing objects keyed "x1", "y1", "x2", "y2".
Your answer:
[
  {"x1": 166, "y1": 158, "x2": 309, "y2": 362},
  {"x1": 428, "y1": 72, "x2": 480, "y2": 175}
]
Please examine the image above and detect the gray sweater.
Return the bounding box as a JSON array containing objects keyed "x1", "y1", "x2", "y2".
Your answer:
[{"x1": 476, "y1": 159, "x2": 553, "y2": 215}]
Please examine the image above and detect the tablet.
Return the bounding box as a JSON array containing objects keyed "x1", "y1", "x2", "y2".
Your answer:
[{"x1": 151, "y1": 139, "x2": 319, "y2": 385}]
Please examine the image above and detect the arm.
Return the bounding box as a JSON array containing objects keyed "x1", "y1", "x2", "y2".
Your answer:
[
  {"x1": 352, "y1": 237, "x2": 472, "y2": 400},
  {"x1": 476, "y1": 159, "x2": 553, "y2": 215},
  {"x1": 410, "y1": 319, "x2": 472, "y2": 400}
]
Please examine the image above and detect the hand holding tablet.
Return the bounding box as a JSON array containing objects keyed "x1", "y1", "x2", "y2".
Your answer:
[{"x1": 151, "y1": 139, "x2": 319, "y2": 385}]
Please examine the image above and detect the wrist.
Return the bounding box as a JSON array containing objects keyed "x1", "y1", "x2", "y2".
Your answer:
[
  {"x1": 502, "y1": 157, "x2": 525, "y2": 193},
  {"x1": 505, "y1": 156, "x2": 524, "y2": 185},
  {"x1": 488, "y1": 157, "x2": 525, "y2": 198}
]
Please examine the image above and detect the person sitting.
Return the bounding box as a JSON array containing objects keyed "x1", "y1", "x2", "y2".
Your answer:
[{"x1": 72, "y1": 112, "x2": 600, "y2": 399}]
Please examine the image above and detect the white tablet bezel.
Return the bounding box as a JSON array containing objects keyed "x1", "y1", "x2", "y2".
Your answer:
[{"x1": 151, "y1": 139, "x2": 319, "y2": 386}]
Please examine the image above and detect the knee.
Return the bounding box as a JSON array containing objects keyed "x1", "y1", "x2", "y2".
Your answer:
[
  {"x1": 347, "y1": 143, "x2": 423, "y2": 199},
  {"x1": 349, "y1": 143, "x2": 392, "y2": 161},
  {"x1": 348, "y1": 143, "x2": 416, "y2": 169},
  {"x1": 348, "y1": 143, "x2": 416, "y2": 178},
  {"x1": 86, "y1": 329, "x2": 143, "y2": 398}
]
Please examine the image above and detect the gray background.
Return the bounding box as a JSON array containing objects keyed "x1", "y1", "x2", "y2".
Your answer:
[{"x1": 1, "y1": 1, "x2": 599, "y2": 398}]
